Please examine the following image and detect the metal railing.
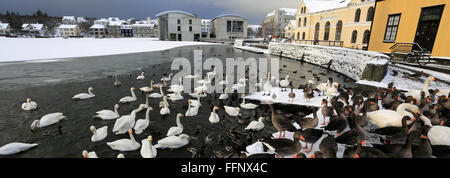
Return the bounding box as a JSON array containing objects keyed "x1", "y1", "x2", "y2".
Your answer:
[{"x1": 292, "y1": 39, "x2": 344, "y2": 47}]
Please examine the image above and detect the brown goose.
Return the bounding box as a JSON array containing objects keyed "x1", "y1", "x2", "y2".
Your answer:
[
  {"x1": 303, "y1": 83, "x2": 314, "y2": 103},
  {"x1": 373, "y1": 130, "x2": 423, "y2": 158},
  {"x1": 309, "y1": 151, "x2": 324, "y2": 158},
  {"x1": 344, "y1": 137, "x2": 387, "y2": 158},
  {"x1": 295, "y1": 128, "x2": 324, "y2": 154},
  {"x1": 265, "y1": 100, "x2": 297, "y2": 138},
  {"x1": 319, "y1": 134, "x2": 337, "y2": 158},
  {"x1": 335, "y1": 113, "x2": 364, "y2": 146},
  {"x1": 261, "y1": 135, "x2": 302, "y2": 158},
  {"x1": 321, "y1": 99, "x2": 333, "y2": 125},
  {"x1": 295, "y1": 107, "x2": 319, "y2": 130},
  {"x1": 288, "y1": 85, "x2": 296, "y2": 102}
]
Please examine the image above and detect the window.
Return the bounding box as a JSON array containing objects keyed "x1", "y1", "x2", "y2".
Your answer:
[
  {"x1": 177, "y1": 19, "x2": 181, "y2": 24},
  {"x1": 189, "y1": 26, "x2": 192, "y2": 32},
  {"x1": 189, "y1": 19, "x2": 192, "y2": 24},
  {"x1": 177, "y1": 26, "x2": 181, "y2": 32},
  {"x1": 354, "y1": 9, "x2": 361, "y2": 22},
  {"x1": 363, "y1": 30, "x2": 370, "y2": 44},
  {"x1": 302, "y1": 32, "x2": 305, "y2": 40},
  {"x1": 335, "y1": 20, "x2": 342, "y2": 41},
  {"x1": 298, "y1": 18, "x2": 301, "y2": 27},
  {"x1": 227, "y1": 21, "x2": 232, "y2": 32},
  {"x1": 304, "y1": 17, "x2": 307, "y2": 27},
  {"x1": 351, "y1": 30, "x2": 358, "y2": 43},
  {"x1": 314, "y1": 23, "x2": 320, "y2": 41},
  {"x1": 297, "y1": 32, "x2": 300, "y2": 40},
  {"x1": 324, "y1": 22, "x2": 330, "y2": 41},
  {"x1": 384, "y1": 14, "x2": 401, "y2": 42},
  {"x1": 232, "y1": 21, "x2": 243, "y2": 32},
  {"x1": 367, "y1": 7, "x2": 374, "y2": 21}
]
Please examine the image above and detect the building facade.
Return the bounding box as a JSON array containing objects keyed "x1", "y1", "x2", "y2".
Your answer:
[
  {"x1": 121, "y1": 25, "x2": 133, "y2": 37},
  {"x1": 0, "y1": 22, "x2": 11, "y2": 35},
  {"x1": 292, "y1": 0, "x2": 375, "y2": 49},
  {"x1": 368, "y1": 0, "x2": 449, "y2": 58},
  {"x1": 156, "y1": 10, "x2": 202, "y2": 41},
  {"x1": 284, "y1": 20, "x2": 296, "y2": 40},
  {"x1": 59, "y1": 24, "x2": 80, "y2": 37},
  {"x1": 209, "y1": 14, "x2": 248, "y2": 40},
  {"x1": 132, "y1": 24, "x2": 154, "y2": 38},
  {"x1": 90, "y1": 24, "x2": 107, "y2": 38},
  {"x1": 21, "y1": 23, "x2": 48, "y2": 36},
  {"x1": 201, "y1": 19, "x2": 211, "y2": 38},
  {"x1": 262, "y1": 8, "x2": 297, "y2": 38}
]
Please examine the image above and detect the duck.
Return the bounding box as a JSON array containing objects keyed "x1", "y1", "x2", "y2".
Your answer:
[
  {"x1": 134, "y1": 107, "x2": 155, "y2": 135},
  {"x1": 219, "y1": 88, "x2": 229, "y2": 100},
  {"x1": 90, "y1": 125, "x2": 108, "y2": 142},
  {"x1": 112, "y1": 106, "x2": 144, "y2": 135},
  {"x1": 30, "y1": 113, "x2": 67, "y2": 131},
  {"x1": 139, "y1": 80, "x2": 154, "y2": 93},
  {"x1": 119, "y1": 87, "x2": 137, "y2": 103},
  {"x1": 159, "y1": 100, "x2": 170, "y2": 116},
  {"x1": 240, "y1": 94, "x2": 258, "y2": 109},
  {"x1": 185, "y1": 100, "x2": 200, "y2": 117},
  {"x1": 21, "y1": 98, "x2": 38, "y2": 111},
  {"x1": 94, "y1": 104, "x2": 120, "y2": 120},
  {"x1": 113, "y1": 73, "x2": 121, "y2": 87},
  {"x1": 266, "y1": 100, "x2": 297, "y2": 138},
  {"x1": 107, "y1": 129, "x2": 141, "y2": 152},
  {"x1": 279, "y1": 75, "x2": 290, "y2": 92},
  {"x1": 224, "y1": 106, "x2": 240, "y2": 116},
  {"x1": 149, "y1": 85, "x2": 164, "y2": 98},
  {"x1": 288, "y1": 86, "x2": 296, "y2": 102},
  {"x1": 82, "y1": 150, "x2": 98, "y2": 158},
  {"x1": 136, "y1": 72, "x2": 145, "y2": 80},
  {"x1": 209, "y1": 106, "x2": 220, "y2": 124},
  {"x1": 72, "y1": 87, "x2": 95, "y2": 100},
  {"x1": 261, "y1": 136, "x2": 302, "y2": 157},
  {"x1": 154, "y1": 134, "x2": 190, "y2": 149},
  {"x1": 296, "y1": 128, "x2": 324, "y2": 154},
  {"x1": 0, "y1": 142, "x2": 38, "y2": 155},
  {"x1": 167, "y1": 113, "x2": 184, "y2": 136},
  {"x1": 140, "y1": 136, "x2": 157, "y2": 158},
  {"x1": 245, "y1": 117, "x2": 265, "y2": 131}
]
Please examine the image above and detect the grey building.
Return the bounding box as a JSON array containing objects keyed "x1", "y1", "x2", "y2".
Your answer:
[
  {"x1": 209, "y1": 14, "x2": 248, "y2": 40},
  {"x1": 262, "y1": 8, "x2": 297, "y2": 38},
  {"x1": 156, "y1": 10, "x2": 202, "y2": 41}
]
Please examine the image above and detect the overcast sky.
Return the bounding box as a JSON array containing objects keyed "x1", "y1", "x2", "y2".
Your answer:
[{"x1": 0, "y1": 0, "x2": 301, "y2": 24}]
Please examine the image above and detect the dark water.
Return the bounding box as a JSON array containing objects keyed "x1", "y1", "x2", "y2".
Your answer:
[{"x1": 0, "y1": 45, "x2": 354, "y2": 158}]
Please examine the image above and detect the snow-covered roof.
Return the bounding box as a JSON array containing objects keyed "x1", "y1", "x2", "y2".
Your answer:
[
  {"x1": 77, "y1": 17, "x2": 86, "y2": 23},
  {"x1": 90, "y1": 24, "x2": 106, "y2": 29},
  {"x1": 0, "y1": 23, "x2": 9, "y2": 29},
  {"x1": 155, "y1": 10, "x2": 196, "y2": 18},
  {"x1": 22, "y1": 23, "x2": 44, "y2": 30},
  {"x1": 59, "y1": 24, "x2": 78, "y2": 29},
  {"x1": 267, "y1": 8, "x2": 298, "y2": 17},
  {"x1": 202, "y1": 19, "x2": 211, "y2": 24},
  {"x1": 62, "y1": 16, "x2": 76, "y2": 21},
  {"x1": 132, "y1": 24, "x2": 154, "y2": 27},
  {"x1": 303, "y1": 0, "x2": 352, "y2": 13},
  {"x1": 212, "y1": 14, "x2": 247, "y2": 22},
  {"x1": 247, "y1": 24, "x2": 261, "y2": 31}
]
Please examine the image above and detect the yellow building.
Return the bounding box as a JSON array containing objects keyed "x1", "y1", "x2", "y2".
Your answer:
[
  {"x1": 368, "y1": 0, "x2": 449, "y2": 58},
  {"x1": 292, "y1": 0, "x2": 375, "y2": 49},
  {"x1": 284, "y1": 20, "x2": 296, "y2": 39}
]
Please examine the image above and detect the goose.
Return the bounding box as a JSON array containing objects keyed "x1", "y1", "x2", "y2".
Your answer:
[
  {"x1": 185, "y1": 100, "x2": 200, "y2": 117},
  {"x1": 140, "y1": 80, "x2": 154, "y2": 93},
  {"x1": 21, "y1": 98, "x2": 37, "y2": 111},
  {"x1": 94, "y1": 104, "x2": 120, "y2": 120},
  {"x1": 31, "y1": 113, "x2": 67, "y2": 131},
  {"x1": 82, "y1": 150, "x2": 98, "y2": 158},
  {"x1": 90, "y1": 125, "x2": 108, "y2": 142},
  {"x1": 112, "y1": 106, "x2": 144, "y2": 135},
  {"x1": 219, "y1": 88, "x2": 229, "y2": 100},
  {"x1": 0, "y1": 142, "x2": 38, "y2": 155},
  {"x1": 261, "y1": 136, "x2": 302, "y2": 157},
  {"x1": 136, "y1": 72, "x2": 145, "y2": 80},
  {"x1": 159, "y1": 101, "x2": 170, "y2": 116},
  {"x1": 161, "y1": 73, "x2": 174, "y2": 82},
  {"x1": 154, "y1": 134, "x2": 190, "y2": 149},
  {"x1": 296, "y1": 129, "x2": 324, "y2": 154},
  {"x1": 134, "y1": 107, "x2": 154, "y2": 135},
  {"x1": 420, "y1": 116, "x2": 450, "y2": 146},
  {"x1": 113, "y1": 73, "x2": 121, "y2": 87},
  {"x1": 189, "y1": 95, "x2": 201, "y2": 107},
  {"x1": 367, "y1": 103, "x2": 419, "y2": 128},
  {"x1": 288, "y1": 86, "x2": 296, "y2": 102},
  {"x1": 304, "y1": 83, "x2": 314, "y2": 103},
  {"x1": 107, "y1": 129, "x2": 141, "y2": 152},
  {"x1": 262, "y1": 72, "x2": 273, "y2": 96},
  {"x1": 266, "y1": 100, "x2": 296, "y2": 138},
  {"x1": 149, "y1": 85, "x2": 164, "y2": 98},
  {"x1": 167, "y1": 113, "x2": 184, "y2": 136},
  {"x1": 119, "y1": 88, "x2": 137, "y2": 103},
  {"x1": 224, "y1": 106, "x2": 240, "y2": 116},
  {"x1": 240, "y1": 94, "x2": 258, "y2": 109},
  {"x1": 117, "y1": 153, "x2": 125, "y2": 158},
  {"x1": 319, "y1": 134, "x2": 337, "y2": 158},
  {"x1": 279, "y1": 75, "x2": 290, "y2": 92},
  {"x1": 436, "y1": 89, "x2": 450, "y2": 97},
  {"x1": 219, "y1": 75, "x2": 229, "y2": 85},
  {"x1": 72, "y1": 87, "x2": 95, "y2": 100},
  {"x1": 209, "y1": 106, "x2": 220, "y2": 124},
  {"x1": 140, "y1": 136, "x2": 157, "y2": 158},
  {"x1": 245, "y1": 117, "x2": 265, "y2": 131},
  {"x1": 404, "y1": 76, "x2": 435, "y2": 99},
  {"x1": 167, "y1": 91, "x2": 184, "y2": 101}
]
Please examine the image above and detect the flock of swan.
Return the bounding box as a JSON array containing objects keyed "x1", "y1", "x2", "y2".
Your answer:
[{"x1": 1, "y1": 64, "x2": 449, "y2": 158}]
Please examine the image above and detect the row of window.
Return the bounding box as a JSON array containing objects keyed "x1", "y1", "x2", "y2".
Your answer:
[
  {"x1": 178, "y1": 19, "x2": 193, "y2": 25},
  {"x1": 293, "y1": 26, "x2": 370, "y2": 44},
  {"x1": 177, "y1": 26, "x2": 193, "y2": 32},
  {"x1": 297, "y1": 7, "x2": 374, "y2": 28}
]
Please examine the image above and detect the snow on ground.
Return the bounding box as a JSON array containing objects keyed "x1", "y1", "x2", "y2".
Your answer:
[
  {"x1": 394, "y1": 63, "x2": 450, "y2": 83},
  {"x1": 0, "y1": 38, "x2": 214, "y2": 62},
  {"x1": 234, "y1": 45, "x2": 270, "y2": 54},
  {"x1": 244, "y1": 87, "x2": 331, "y2": 107}
]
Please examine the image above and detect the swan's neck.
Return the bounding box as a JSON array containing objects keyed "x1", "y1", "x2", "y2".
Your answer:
[
  {"x1": 176, "y1": 116, "x2": 183, "y2": 128},
  {"x1": 145, "y1": 95, "x2": 149, "y2": 105},
  {"x1": 114, "y1": 106, "x2": 119, "y2": 114},
  {"x1": 160, "y1": 87, "x2": 164, "y2": 95},
  {"x1": 145, "y1": 108, "x2": 150, "y2": 121},
  {"x1": 258, "y1": 117, "x2": 264, "y2": 122},
  {"x1": 131, "y1": 89, "x2": 136, "y2": 98},
  {"x1": 129, "y1": 132, "x2": 137, "y2": 143},
  {"x1": 163, "y1": 80, "x2": 167, "y2": 86},
  {"x1": 88, "y1": 90, "x2": 94, "y2": 95},
  {"x1": 241, "y1": 97, "x2": 246, "y2": 104},
  {"x1": 150, "y1": 81, "x2": 154, "y2": 89}
]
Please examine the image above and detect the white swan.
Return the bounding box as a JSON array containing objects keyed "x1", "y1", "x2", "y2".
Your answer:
[
  {"x1": 417, "y1": 116, "x2": 449, "y2": 146},
  {"x1": 219, "y1": 88, "x2": 229, "y2": 100},
  {"x1": 367, "y1": 103, "x2": 419, "y2": 128},
  {"x1": 189, "y1": 91, "x2": 208, "y2": 98},
  {"x1": 279, "y1": 75, "x2": 290, "y2": 91},
  {"x1": 72, "y1": 87, "x2": 95, "y2": 100},
  {"x1": 185, "y1": 100, "x2": 200, "y2": 117},
  {"x1": 209, "y1": 106, "x2": 220, "y2": 124},
  {"x1": 194, "y1": 82, "x2": 208, "y2": 94},
  {"x1": 184, "y1": 74, "x2": 200, "y2": 79},
  {"x1": 119, "y1": 87, "x2": 137, "y2": 103},
  {"x1": 117, "y1": 153, "x2": 125, "y2": 158},
  {"x1": 149, "y1": 85, "x2": 164, "y2": 98},
  {"x1": 112, "y1": 106, "x2": 144, "y2": 135},
  {"x1": 136, "y1": 72, "x2": 145, "y2": 80},
  {"x1": 94, "y1": 104, "x2": 120, "y2": 120},
  {"x1": 153, "y1": 79, "x2": 166, "y2": 88},
  {"x1": 22, "y1": 98, "x2": 37, "y2": 111},
  {"x1": 141, "y1": 136, "x2": 157, "y2": 158},
  {"x1": 134, "y1": 107, "x2": 154, "y2": 135},
  {"x1": 245, "y1": 117, "x2": 265, "y2": 131},
  {"x1": 167, "y1": 113, "x2": 184, "y2": 136},
  {"x1": 404, "y1": 76, "x2": 435, "y2": 98},
  {"x1": 197, "y1": 75, "x2": 212, "y2": 85},
  {"x1": 207, "y1": 67, "x2": 217, "y2": 77},
  {"x1": 31, "y1": 113, "x2": 67, "y2": 131},
  {"x1": 161, "y1": 73, "x2": 174, "y2": 82},
  {"x1": 168, "y1": 91, "x2": 184, "y2": 101},
  {"x1": 240, "y1": 94, "x2": 258, "y2": 109},
  {"x1": 82, "y1": 150, "x2": 98, "y2": 158},
  {"x1": 159, "y1": 101, "x2": 170, "y2": 116},
  {"x1": 0, "y1": 142, "x2": 38, "y2": 155},
  {"x1": 107, "y1": 129, "x2": 141, "y2": 152},
  {"x1": 90, "y1": 125, "x2": 108, "y2": 142},
  {"x1": 168, "y1": 78, "x2": 183, "y2": 93},
  {"x1": 224, "y1": 106, "x2": 240, "y2": 116},
  {"x1": 219, "y1": 75, "x2": 229, "y2": 85},
  {"x1": 140, "y1": 80, "x2": 154, "y2": 93},
  {"x1": 154, "y1": 134, "x2": 190, "y2": 149},
  {"x1": 263, "y1": 72, "x2": 273, "y2": 96},
  {"x1": 189, "y1": 95, "x2": 201, "y2": 107},
  {"x1": 326, "y1": 82, "x2": 340, "y2": 101}
]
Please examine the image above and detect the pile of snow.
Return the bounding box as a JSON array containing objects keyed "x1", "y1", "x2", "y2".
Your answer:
[
  {"x1": 368, "y1": 58, "x2": 389, "y2": 66},
  {"x1": 244, "y1": 87, "x2": 330, "y2": 107},
  {"x1": 234, "y1": 45, "x2": 269, "y2": 54},
  {"x1": 0, "y1": 38, "x2": 214, "y2": 62}
]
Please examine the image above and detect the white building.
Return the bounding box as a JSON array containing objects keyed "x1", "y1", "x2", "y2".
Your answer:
[
  {"x1": 21, "y1": 23, "x2": 48, "y2": 36},
  {"x1": 59, "y1": 24, "x2": 80, "y2": 37},
  {"x1": 156, "y1": 10, "x2": 202, "y2": 41},
  {"x1": 0, "y1": 22, "x2": 11, "y2": 35},
  {"x1": 201, "y1": 19, "x2": 211, "y2": 38},
  {"x1": 263, "y1": 8, "x2": 297, "y2": 38},
  {"x1": 132, "y1": 23, "x2": 154, "y2": 38},
  {"x1": 247, "y1": 24, "x2": 261, "y2": 38},
  {"x1": 89, "y1": 24, "x2": 107, "y2": 38},
  {"x1": 209, "y1": 14, "x2": 248, "y2": 40}
]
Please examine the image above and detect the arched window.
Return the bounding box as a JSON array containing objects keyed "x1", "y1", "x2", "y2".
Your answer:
[
  {"x1": 324, "y1": 22, "x2": 330, "y2": 41},
  {"x1": 297, "y1": 32, "x2": 300, "y2": 40},
  {"x1": 351, "y1": 30, "x2": 358, "y2": 43},
  {"x1": 314, "y1": 23, "x2": 320, "y2": 41},
  {"x1": 366, "y1": 7, "x2": 374, "y2": 21},
  {"x1": 304, "y1": 17, "x2": 307, "y2": 27},
  {"x1": 354, "y1": 9, "x2": 361, "y2": 22},
  {"x1": 363, "y1": 30, "x2": 370, "y2": 44},
  {"x1": 302, "y1": 32, "x2": 306, "y2": 40},
  {"x1": 298, "y1": 18, "x2": 301, "y2": 27},
  {"x1": 335, "y1": 20, "x2": 342, "y2": 41}
]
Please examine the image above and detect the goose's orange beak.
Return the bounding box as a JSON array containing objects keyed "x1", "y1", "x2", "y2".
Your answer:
[
  {"x1": 354, "y1": 154, "x2": 360, "y2": 158},
  {"x1": 299, "y1": 135, "x2": 305, "y2": 141},
  {"x1": 440, "y1": 120, "x2": 445, "y2": 126},
  {"x1": 309, "y1": 154, "x2": 316, "y2": 158},
  {"x1": 420, "y1": 134, "x2": 428, "y2": 139}
]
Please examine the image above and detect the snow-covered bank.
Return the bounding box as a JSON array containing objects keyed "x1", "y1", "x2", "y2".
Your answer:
[
  {"x1": 0, "y1": 38, "x2": 214, "y2": 62},
  {"x1": 269, "y1": 43, "x2": 389, "y2": 81},
  {"x1": 233, "y1": 45, "x2": 270, "y2": 54}
]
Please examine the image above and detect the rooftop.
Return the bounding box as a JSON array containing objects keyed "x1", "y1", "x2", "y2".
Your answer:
[
  {"x1": 303, "y1": 0, "x2": 352, "y2": 13},
  {"x1": 212, "y1": 14, "x2": 247, "y2": 21},
  {"x1": 155, "y1": 10, "x2": 196, "y2": 18}
]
